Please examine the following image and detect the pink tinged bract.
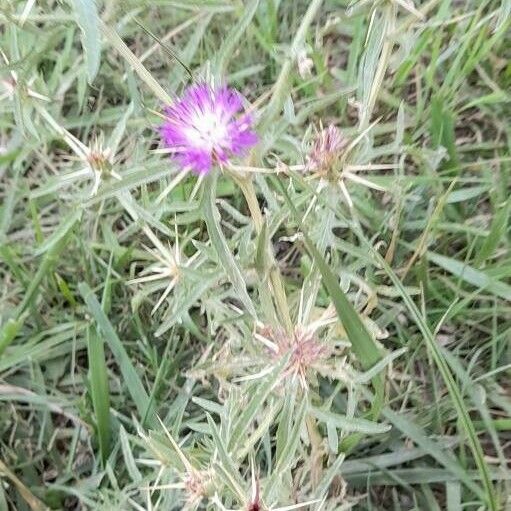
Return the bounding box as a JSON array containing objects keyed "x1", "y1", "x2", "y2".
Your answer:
[{"x1": 159, "y1": 83, "x2": 258, "y2": 174}]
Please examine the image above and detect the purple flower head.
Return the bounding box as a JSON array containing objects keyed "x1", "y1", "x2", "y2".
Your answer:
[{"x1": 160, "y1": 82, "x2": 258, "y2": 174}]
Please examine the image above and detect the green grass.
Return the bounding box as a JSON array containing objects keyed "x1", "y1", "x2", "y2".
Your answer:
[{"x1": 1, "y1": 0, "x2": 510, "y2": 510}]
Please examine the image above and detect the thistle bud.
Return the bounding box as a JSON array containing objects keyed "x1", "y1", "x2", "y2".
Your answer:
[{"x1": 307, "y1": 124, "x2": 348, "y2": 178}]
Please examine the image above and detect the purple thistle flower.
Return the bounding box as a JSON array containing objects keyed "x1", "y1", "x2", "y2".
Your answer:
[{"x1": 159, "y1": 82, "x2": 258, "y2": 174}]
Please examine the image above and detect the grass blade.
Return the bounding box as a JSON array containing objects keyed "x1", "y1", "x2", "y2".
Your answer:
[
  {"x1": 133, "y1": 18, "x2": 193, "y2": 80},
  {"x1": 15, "y1": 210, "x2": 81, "y2": 317},
  {"x1": 87, "y1": 328, "x2": 111, "y2": 465},
  {"x1": 34, "y1": 209, "x2": 82, "y2": 256},
  {"x1": 69, "y1": 0, "x2": 101, "y2": 82},
  {"x1": 0, "y1": 319, "x2": 23, "y2": 358},
  {"x1": 380, "y1": 404, "x2": 484, "y2": 499},
  {"x1": 363, "y1": 239, "x2": 497, "y2": 509},
  {"x1": 426, "y1": 250, "x2": 511, "y2": 301},
  {"x1": 475, "y1": 198, "x2": 511, "y2": 266},
  {"x1": 101, "y1": 22, "x2": 172, "y2": 104},
  {"x1": 0, "y1": 459, "x2": 48, "y2": 511},
  {"x1": 206, "y1": 414, "x2": 246, "y2": 502},
  {"x1": 214, "y1": 0, "x2": 260, "y2": 76},
  {"x1": 79, "y1": 282, "x2": 156, "y2": 427}
]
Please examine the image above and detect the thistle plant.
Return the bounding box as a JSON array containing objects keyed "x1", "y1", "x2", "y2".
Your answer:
[
  {"x1": 1, "y1": 2, "x2": 509, "y2": 511},
  {"x1": 104, "y1": 77, "x2": 394, "y2": 511}
]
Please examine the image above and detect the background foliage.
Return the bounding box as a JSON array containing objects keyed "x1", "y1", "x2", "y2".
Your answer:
[{"x1": 0, "y1": 0, "x2": 510, "y2": 510}]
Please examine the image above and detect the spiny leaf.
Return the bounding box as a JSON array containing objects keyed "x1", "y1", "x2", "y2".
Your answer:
[
  {"x1": 202, "y1": 170, "x2": 257, "y2": 319},
  {"x1": 310, "y1": 406, "x2": 391, "y2": 435}
]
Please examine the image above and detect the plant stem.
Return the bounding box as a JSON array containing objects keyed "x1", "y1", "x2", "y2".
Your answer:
[{"x1": 235, "y1": 174, "x2": 293, "y2": 333}]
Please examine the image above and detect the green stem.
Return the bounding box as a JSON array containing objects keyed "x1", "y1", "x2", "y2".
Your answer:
[{"x1": 235, "y1": 175, "x2": 293, "y2": 333}]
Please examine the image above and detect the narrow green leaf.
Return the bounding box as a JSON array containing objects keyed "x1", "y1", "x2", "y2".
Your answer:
[
  {"x1": 446, "y1": 482, "x2": 462, "y2": 511},
  {"x1": 16, "y1": 211, "x2": 80, "y2": 317},
  {"x1": 344, "y1": 468, "x2": 511, "y2": 487},
  {"x1": 84, "y1": 165, "x2": 173, "y2": 205},
  {"x1": 340, "y1": 443, "x2": 456, "y2": 475},
  {"x1": 475, "y1": 198, "x2": 510, "y2": 266},
  {"x1": 34, "y1": 209, "x2": 82, "y2": 256},
  {"x1": 426, "y1": 250, "x2": 511, "y2": 301},
  {"x1": 108, "y1": 101, "x2": 134, "y2": 155},
  {"x1": 155, "y1": 273, "x2": 217, "y2": 337},
  {"x1": 274, "y1": 397, "x2": 307, "y2": 472},
  {"x1": 133, "y1": 18, "x2": 193, "y2": 80},
  {"x1": 275, "y1": 385, "x2": 296, "y2": 462},
  {"x1": 263, "y1": 396, "x2": 308, "y2": 501},
  {"x1": 0, "y1": 459, "x2": 47, "y2": 511},
  {"x1": 258, "y1": 0, "x2": 324, "y2": 133},
  {"x1": 214, "y1": 0, "x2": 260, "y2": 76},
  {"x1": 446, "y1": 186, "x2": 488, "y2": 204},
  {"x1": 430, "y1": 95, "x2": 459, "y2": 169},
  {"x1": 206, "y1": 414, "x2": 246, "y2": 502},
  {"x1": 364, "y1": 242, "x2": 497, "y2": 509},
  {"x1": 202, "y1": 170, "x2": 257, "y2": 319},
  {"x1": 69, "y1": 0, "x2": 101, "y2": 82},
  {"x1": 0, "y1": 482, "x2": 7, "y2": 511},
  {"x1": 314, "y1": 453, "x2": 345, "y2": 498},
  {"x1": 79, "y1": 282, "x2": 156, "y2": 427},
  {"x1": 357, "y1": 4, "x2": 395, "y2": 129},
  {"x1": 100, "y1": 22, "x2": 172, "y2": 104},
  {"x1": 442, "y1": 348, "x2": 508, "y2": 468},
  {"x1": 0, "y1": 319, "x2": 23, "y2": 357},
  {"x1": 255, "y1": 218, "x2": 270, "y2": 277},
  {"x1": 237, "y1": 400, "x2": 282, "y2": 460},
  {"x1": 353, "y1": 347, "x2": 408, "y2": 384},
  {"x1": 310, "y1": 407, "x2": 391, "y2": 435},
  {"x1": 192, "y1": 397, "x2": 224, "y2": 416},
  {"x1": 229, "y1": 354, "x2": 289, "y2": 451},
  {"x1": 87, "y1": 328, "x2": 111, "y2": 465},
  {"x1": 381, "y1": 404, "x2": 484, "y2": 499},
  {"x1": 120, "y1": 426, "x2": 142, "y2": 483},
  {"x1": 54, "y1": 273, "x2": 76, "y2": 307}
]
